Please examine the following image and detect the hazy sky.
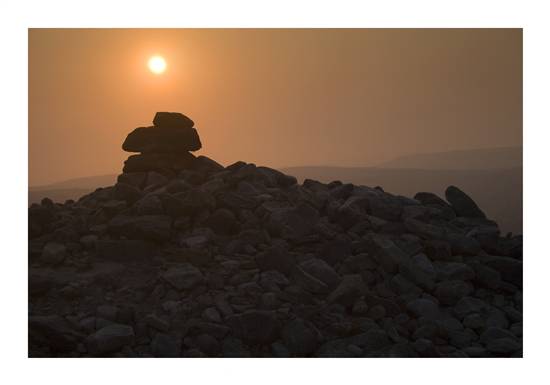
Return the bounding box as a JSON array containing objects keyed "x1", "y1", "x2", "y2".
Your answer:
[{"x1": 29, "y1": 29, "x2": 522, "y2": 186}]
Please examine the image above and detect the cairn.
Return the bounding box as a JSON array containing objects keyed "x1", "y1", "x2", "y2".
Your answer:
[{"x1": 114, "y1": 112, "x2": 222, "y2": 200}]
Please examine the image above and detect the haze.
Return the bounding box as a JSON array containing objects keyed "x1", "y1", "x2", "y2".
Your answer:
[{"x1": 29, "y1": 29, "x2": 522, "y2": 186}]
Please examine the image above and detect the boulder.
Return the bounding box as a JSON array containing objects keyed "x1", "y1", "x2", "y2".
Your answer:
[
  {"x1": 95, "y1": 239, "x2": 156, "y2": 261},
  {"x1": 162, "y1": 264, "x2": 204, "y2": 290},
  {"x1": 327, "y1": 274, "x2": 367, "y2": 305},
  {"x1": 281, "y1": 318, "x2": 318, "y2": 356},
  {"x1": 123, "y1": 124, "x2": 201, "y2": 153},
  {"x1": 445, "y1": 185, "x2": 486, "y2": 218},
  {"x1": 41, "y1": 242, "x2": 67, "y2": 265},
  {"x1": 86, "y1": 324, "x2": 135, "y2": 355},
  {"x1": 153, "y1": 112, "x2": 194, "y2": 129},
  {"x1": 298, "y1": 258, "x2": 341, "y2": 289},
  {"x1": 29, "y1": 315, "x2": 84, "y2": 352},
  {"x1": 123, "y1": 152, "x2": 196, "y2": 173},
  {"x1": 434, "y1": 280, "x2": 474, "y2": 305},
  {"x1": 204, "y1": 208, "x2": 240, "y2": 235},
  {"x1": 226, "y1": 311, "x2": 281, "y2": 345},
  {"x1": 108, "y1": 215, "x2": 172, "y2": 242},
  {"x1": 151, "y1": 333, "x2": 181, "y2": 357}
]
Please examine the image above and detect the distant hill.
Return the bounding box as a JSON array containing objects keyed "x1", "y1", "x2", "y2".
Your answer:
[
  {"x1": 377, "y1": 146, "x2": 522, "y2": 170},
  {"x1": 29, "y1": 174, "x2": 117, "y2": 205},
  {"x1": 282, "y1": 166, "x2": 522, "y2": 235}
]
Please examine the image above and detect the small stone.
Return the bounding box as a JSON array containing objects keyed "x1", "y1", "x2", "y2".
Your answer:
[
  {"x1": 195, "y1": 334, "x2": 220, "y2": 355},
  {"x1": 368, "y1": 304, "x2": 386, "y2": 320},
  {"x1": 151, "y1": 333, "x2": 181, "y2": 357},
  {"x1": 281, "y1": 318, "x2": 318, "y2": 356},
  {"x1": 162, "y1": 264, "x2": 204, "y2": 290},
  {"x1": 406, "y1": 298, "x2": 440, "y2": 319},
  {"x1": 86, "y1": 324, "x2": 135, "y2": 355},
  {"x1": 145, "y1": 314, "x2": 170, "y2": 332},
  {"x1": 445, "y1": 185, "x2": 486, "y2": 218},
  {"x1": 226, "y1": 310, "x2": 281, "y2": 345},
  {"x1": 271, "y1": 341, "x2": 291, "y2": 357},
  {"x1": 41, "y1": 242, "x2": 66, "y2": 265},
  {"x1": 327, "y1": 274, "x2": 366, "y2": 305},
  {"x1": 352, "y1": 299, "x2": 369, "y2": 315},
  {"x1": 487, "y1": 338, "x2": 521, "y2": 354},
  {"x1": 346, "y1": 344, "x2": 363, "y2": 356},
  {"x1": 96, "y1": 305, "x2": 119, "y2": 322},
  {"x1": 202, "y1": 307, "x2": 222, "y2": 323}
]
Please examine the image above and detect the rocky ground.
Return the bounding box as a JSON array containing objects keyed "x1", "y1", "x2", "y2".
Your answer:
[{"x1": 28, "y1": 113, "x2": 522, "y2": 358}]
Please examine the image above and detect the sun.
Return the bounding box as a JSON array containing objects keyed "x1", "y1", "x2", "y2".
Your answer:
[{"x1": 148, "y1": 55, "x2": 167, "y2": 74}]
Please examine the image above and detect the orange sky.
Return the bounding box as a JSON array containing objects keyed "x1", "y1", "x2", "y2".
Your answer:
[{"x1": 28, "y1": 29, "x2": 522, "y2": 186}]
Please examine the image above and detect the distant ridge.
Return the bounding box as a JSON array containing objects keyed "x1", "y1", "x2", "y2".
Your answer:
[{"x1": 376, "y1": 146, "x2": 522, "y2": 170}]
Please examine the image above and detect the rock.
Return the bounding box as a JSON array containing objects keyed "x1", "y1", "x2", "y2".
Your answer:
[
  {"x1": 135, "y1": 194, "x2": 164, "y2": 215},
  {"x1": 483, "y1": 256, "x2": 522, "y2": 287},
  {"x1": 117, "y1": 172, "x2": 147, "y2": 188},
  {"x1": 486, "y1": 338, "x2": 521, "y2": 354},
  {"x1": 404, "y1": 218, "x2": 446, "y2": 240},
  {"x1": 471, "y1": 262, "x2": 502, "y2": 289},
  {"x1": 424, "y1": 240, "x2": 453, "y2": 261},
  {"x1": 162, "y1": 264, "x2": 204, "y2": 290},
  {"x1": 41, "y1": 242, "x2": 67, "y2": 265},
  {"x1": 79, "y1": 234, "x2": 98, "y2": 250},
  {"x1": 292, "y1": 265, "x2": 329, "y2": 293},
  {"x1": 435, "y1": 262, "x2": 475, "y2": 281},
  {"x1": 86, "y1": 324, "x2": 135, "y2": 355},
  {"x1": 268, "y1": 202, "x2": 319, "y2": 241},
  {"x1": 145, "y1": 314, "x2": 170, "y2": 332},
  {"x1": 367, "y1": 304, "x2": 386, "y2": 320},
  {"x1": 113, "y1": 182, "x2": 142, "y2": 203},
  {"x1": 446, "y1": 233, "x2": 481, "y2": 256},
  {"x1": 406, "y1": 298, "x2": 440, "y2": 319},
  {"x1": 195, "y1": 334, "x2": 220, "y2": 355},
  {"x1": 144, "y1": 171, "x2": 169, "y2": 188},
  {"x1": 271, "y1": 341, "x2": 291, "y2": 357},
  {"x1": 414, "y1": 192, "x2": 449, "y2": 207},
  {"x1": 153, "y1": 112, "x2": 195, "y2": 129},
  {"x1": 95, "y1": 239, "x2": 156, "y2": 261},
  {"x1": 226, "y1": 311, "x2": 281, "y2": 345},
  {"x1": 281, "y1": 319, "x2": 318, "y2": 356},
  {"x1": 454, "y1": 296, "x2": 487, "y2": 319},
  {"x1": 327, "y1": 274, "x2": 367, "y2": 305},
  {"x1": 151, "y1": 333, "x2": 181, "y2": 357},
  {"x1": 348, "y1": 329, "x2": 392, "y2": 352},
  {"x1": 445, "y1": 185, "x2": 486, "y2": 218},
  {"x1": 434, "y1": 280, "x2": 474, "y2": 305},
  {"x1": 204, "y1": 208, "x2": 240, "y2": 235},
  {"x1": 222, "y1": 337, "x2": 250, "y2": 357},
  {"x1": 202, "y1": 307, "x2": 222, "y2": 323},
  {"x1": 193, "y1": 155, "x2": 224, "y2": 173},
  {"x1": 463, "y1": 314, "x2": 485, "y2": 329},
  {"x1": 108, "y1": 215, "x2": 172, "y2": 242},
  {"x1": 399, "y1": 253, "x2": 437, "y2": 290},
  {"x1": 96, "y1": 305, "x2": 119, "y2": 322},
  {"x1": 256, "y1": 245, "x2": 295, "y2": 275},
  {"x1": 123, "y1": 123, "x2": 201, "y2": 153},
  {"x1": 369, "y1": 236, "x2": 409, "y2": 273},
  {"x1": 321, "y1": 239, "x2": 352, "y2": 266},
  {"x1": 123, "y1": 152, "x2": 196, "y2": 173},
  {"x1": 29, "y1": 315, "x2": 83, "y2": 352},
  {"x1": 298, "y1": 258, "x2": 341, "y2": 289}
]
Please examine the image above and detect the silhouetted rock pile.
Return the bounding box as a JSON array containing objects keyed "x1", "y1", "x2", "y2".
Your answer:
[{"x1": 28, "y1": 113, "x2": 522, "y2": 358}]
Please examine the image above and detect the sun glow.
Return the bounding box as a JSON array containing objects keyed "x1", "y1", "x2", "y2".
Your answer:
[{"x1": 148, "y1": 55, "x2": 167, "y2": 74}]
